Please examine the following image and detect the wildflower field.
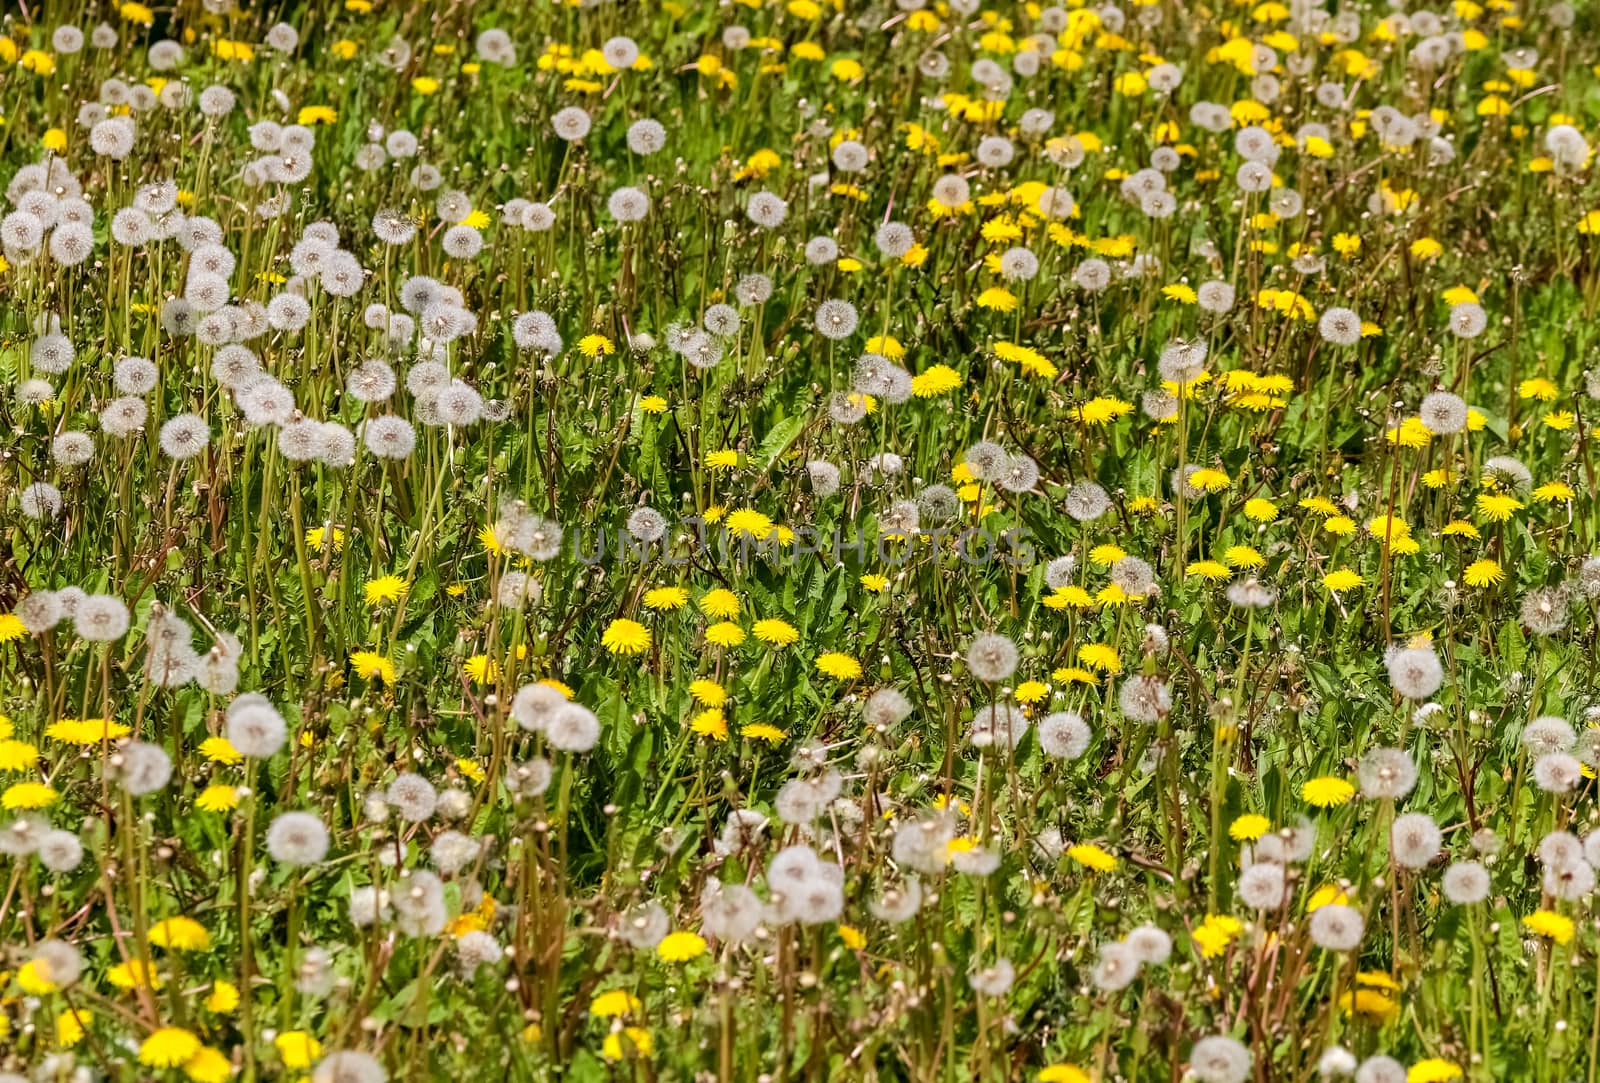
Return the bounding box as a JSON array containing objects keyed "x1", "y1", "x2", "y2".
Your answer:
[{"x1": 3, "y1": 0, "x2": 1600, "y2": 1080}]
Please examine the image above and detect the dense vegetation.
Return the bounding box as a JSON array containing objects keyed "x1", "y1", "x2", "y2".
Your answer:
[{"x1": 2, "y1": 1, "x2": 1600, "y2": 1081}]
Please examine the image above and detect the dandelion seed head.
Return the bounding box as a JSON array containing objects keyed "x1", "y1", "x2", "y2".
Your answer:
[
  {"x1": 1190, "y1": 1036, "x2": 1252, "y2": 1083},
  {"x1": 607, "y1": 186, "x2": 651, "y2": 223},
  {"x1": 805, "y1": 236, "x2": 840, "y2": 265},
  {"x1": 267, "y1": 811, "x2": 330, "y2": 865},
  {"x1": 225, "y1": 699, "x2": 287, "y2": 758},
  {"x1": 831, "y1": 141, "x2": 869, "y2": 172},
  {"x1": 1534, "y1": 752, "x2": 1583, "y2": 793},
  {"x1": 546, "y1": 703, "x2": 601, "y2": 752},
  {"x1": 1419, "y1": 390, "x2": 1468, "y2": 434},
  {"x1": 806, "y1": 459, "x2": 842, "y2": 496},
  {"x1": 1357, "y1": 746, "x2": 1417, "y2": 799},
  {"x1": 1238, "y1": 861, "x2": 1288, "y2": 909},
  {"x1": 626, "y1": 118, "x2": 667, "y2": 155},
  {"x1": 746, "y1": 191, "x2": 790, "y2": 228},
  {"x1": 1390, "y1": 812, "x2": 1442, "y2": 868},
  {"x1": 814, "y1": 299, "x2": 859, "y2": 340},
  {"x1": 1385, "y1": 644, "x2": 1443, "y2": 699},
  {"x1": 1441, "y1": 861, "x2": 1491, "y2": 904},
  {"x1": 116, "y1": 740, "x2": 174, "y2": 795},
  {"x1": 1118, "y1": 675, "x2": 1172, "y2": 723},
  {"x1": 1073, "y1": 258, "x2": 1112, "y2": 292},
  {"x1": 1355, "y1": 1057, "x2": 1406, "y2": 1083}
]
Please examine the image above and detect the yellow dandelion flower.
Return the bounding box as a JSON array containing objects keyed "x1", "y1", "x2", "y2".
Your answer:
[
  {"x1": 148, "y1": 916, "x2": 211, "y2": 952},
  {"x1": 305, "y1": 525, "x2": 347, "y2": 551},
  {"x1": 1474, "y1": 492, "x2": 1523, "y2": 522},
  {"x1": 975, "y1": 286, "x2": 1019, "y2": 311},
  {"x1": 705, "y1": 622, "x2": 747, "y2": 647},
  {"x1": 1340, "y1": 988, "x2": 1399, "y2": 1022},
  {"x1": 751, "y1": 618, "x2": 799, "y2": 646},
  {"x1": 1067, "y1": 843, "x2": 1118, "y2": 871},
  {"x1": 724, "y1": 508, "x2": 776, "y2": 540},
  {"x1": 816, "y1": 652, "x2": 862, "y2": 679},
  {"x1": 643, "y1": 586, "x2": 689, "y2": 611},
  {"x1": 690, "y1": 708, "x2": 728, "y2": 741},
  {"x1": 3, "y1": 782, "x2": 59, "y2": 810},
  {"x1": 741, "y1": 723, "x2": 786, "y2": 745},
  {"x1": 274, "y1": 1031, "x2": 322, "y2": 1071},
  {"x1": 47, "y1": 718, "x2": 131, "y2": 745},
  {"x1": 1321, "y1": 568, "x2": 1364, "y2": 592},
  {"x1": 363, "y1": 575, "x2": 409, "y2": 606},
  {"x1": 591, "y1": 990, "x2": 643, "y2": 1018},
  {"x1": 1365, "y1": 515, "x2": 1411, "y2": 543},
  {"x1": 912, "y1": 364, "x2": 963, "y2": 397},
  {"x1": 1301, "y1": 776, "x2": 1355, "y2": 807},
  {"x1": 350, "y1": 651, "x2": 397, "y2": 683},
  {"x1": 1096, "y1": 583, "x2": 1132, "y2": 607},
  {"x1": 1073, "y1": 397, "x2": 1135, "y2": 424},
  {"x1": 204, "y1": 980, "x2": 239, "y2": 1013},
  {"x1": 56, "y1": 1008, "x2": 88, "y2": 1048},
  {"x1": 1089, "y1": 544, "x2": 1127, "y2": 566},
  {"x1": 183, "y1": 1047, "x2": 232, "y2": 1083},
  {"x1": 602, "y1": 618, "x2": 652, "y2": 655},
  {"x1": 199, "y1": 737, "x2": 242, "y2": 765},
  {"x1": 1223, "y1": 545, "x2": 1266, "y2": 569},
  {"x1": 17, "y1": 959, "x2": 60, "y2": 994},
  {"x1": 0, "y1": 740, "x2": 39, "y2": 773},
  {"x1": 1407, "y1": 1060, "x2": 1462, "y2": 1083},
  {"x1": 1051, "y1": 666, "x2": 1099, "y2": 685},
  {"x1": 1522, "y1": 910, "x2": 1574, "y2": 944},
  {"x1": 1077, "y1": 644, "x2": 1121, "y2": 673},
  {"x1": 698, "y1": 589, "x2": 741, "y2": 619},
  {"x1": 1243, "y1": 498, "x2": 1279, "y2": 522},
  {"x1": 20, "y1": 50, "x2": 58, "y2": 75},
  {"x1": 1192, "y1": 914, "x2": 1243, "y2": 958},
  {"x1": 1518, "y1": 377, "x2": 1559, "y2": 402},
  {"x1": 1039, "y1": 1066, "x2": 1092, "y2": 1083},
  {"x1": 463, "y1": 655, "x2": 500, "y2": 683},
  {"x1": 140, "y1": 1028, "x2": 201, "y2": 1069},
  {"x1": 1044, "y1": 586, "x2": 1094, "y2": 609},
  {"x1": 577, "y1": 334, "x2": 615, "y2": 358},
  {"x1": 1305, "y1": 884, "x2": 1349, "y2": 911},
  {"x1": 196, "y1": 785, "x2": 240, "y2": 812},
  {"x1": 602, "y1": 1027, "x2": 653, "y2": 1062}
]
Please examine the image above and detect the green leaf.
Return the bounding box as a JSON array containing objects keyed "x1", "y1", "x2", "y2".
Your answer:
[{"x1": 754, "y1": 414, "x2": 806, "y2": 474}]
